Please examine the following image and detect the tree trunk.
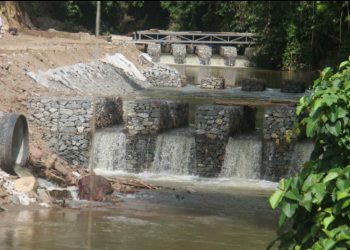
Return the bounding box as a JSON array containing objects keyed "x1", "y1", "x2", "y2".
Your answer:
[{"x1": 0, "y1": 1, "x2": 33, "y2": 30}]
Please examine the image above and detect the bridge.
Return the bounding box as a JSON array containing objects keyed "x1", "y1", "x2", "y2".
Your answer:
[
  {"x1": 132, "y1": 30, "x2": 257, "y2": 46},
  {"x1": 132, "y1": 30, "x2": 256, "y2": 66}
]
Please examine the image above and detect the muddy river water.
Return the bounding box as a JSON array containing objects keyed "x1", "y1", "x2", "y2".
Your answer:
[{"x1": 0, "y1": 178, "x2": 278, "y2": 250}]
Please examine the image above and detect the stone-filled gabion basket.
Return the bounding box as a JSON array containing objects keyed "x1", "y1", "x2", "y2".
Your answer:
[
  {"x1": 200, "y1": 77, "x2": 225, "y2": 89},
  {"x1": 171, "y1": 44, "x2": 186, "y2": 64},
  {"x1": 142, "y1": 64, "x2": 186, "y2": 87},
  {"x1": 239, "y1": 78, "x2": 266, "y2": 91},
  {"x1": 196, "y1": 45, "x2": 212, "y2": 65},
  {"x1": 27, "y1": 96, "x2": 123, "y2": 166},
  {"x1": 219, "y1": 46, "x2": 237, "y2": 66},
  {"x1": 281, "y1": 80, "x2": 306, "y2": 93},
  {"x1": 147, "y1": 43, "x2": 161, "y2": 63}
]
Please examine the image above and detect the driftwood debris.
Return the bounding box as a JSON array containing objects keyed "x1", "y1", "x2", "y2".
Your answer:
[{"x1": 107, "y1": 177, "x2": 158, "y2": 193}]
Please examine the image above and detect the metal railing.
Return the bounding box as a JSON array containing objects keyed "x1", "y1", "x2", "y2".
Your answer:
[{"x1": 132, "y1": 30, "x2": 257, "y2": 45}]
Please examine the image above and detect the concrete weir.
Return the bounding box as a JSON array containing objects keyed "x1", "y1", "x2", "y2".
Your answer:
[{"x1": 0, "y1": 112, "x2": 29, "y2": 175}]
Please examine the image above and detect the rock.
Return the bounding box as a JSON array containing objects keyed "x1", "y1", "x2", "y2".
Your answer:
[
  {"x1": 37, "y1": 188, "x2": 52, "y2": 204},
  {"x1": 31, "y1": 146, "x2": 43, "y2": 159},
  {"x1": 14, "y1": 176, "x2": 38, "y2": 193},
  {"x1": 0, "y1": 188, "x2": 7, "y2": 198},
  {"x1": 78, "y1": 175, "x2": 113, "y2": 201},
  {"x1": 47, "y1": 172, "x2": 66, "y2": 187},
  {"x1": 48, "y1": 189, "x2": 72, "y2": 200},
  {"x1": 54, "y1": 162, "x2": 70, "y2": 176},
  {"x1": 218, "y1": 154, "x2": 225, "y2": 161},
  {"x1": 45, "y1": 154, "x2": 58, "y2": 169},
  {"x1": 271, "y1": 133, "x2": 279, "y2": 139}
]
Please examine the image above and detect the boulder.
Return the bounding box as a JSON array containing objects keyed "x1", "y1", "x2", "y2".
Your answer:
[
  {"x1": 37, "y1": 188, "x2": 52, "y2": 204},
  {"x1": 78, "y1": 175, "x2": 113, "y2": 201},
  {"x1": 14, "y1": 176, "x2": 37, "y2": 193}
]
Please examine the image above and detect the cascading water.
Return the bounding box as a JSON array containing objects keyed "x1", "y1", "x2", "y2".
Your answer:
[
  {"x1": 289, "y1": 141, "x2": 314, "y2": 174},
  {"x1": 221, "y1": 134, "x2": 262, "y2": 179},
  {"x1": 90, "y1": 125, "x2": 309, "y2": 183},
  {"x1": 90, "y1": 126, "x2": 126, "y2": 171},
  {"x1": 150, "y1": 128, "x2": 196, "y2": 175}
]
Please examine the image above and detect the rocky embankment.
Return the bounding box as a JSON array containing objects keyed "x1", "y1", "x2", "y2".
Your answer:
[{"x1": 0, "y1": 150, "x2": 158, "y2": 209}]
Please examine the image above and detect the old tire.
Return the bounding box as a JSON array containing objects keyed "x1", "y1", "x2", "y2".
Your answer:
[{"x1": 0, "y1": 112, "x2": 29, "y2": 175}]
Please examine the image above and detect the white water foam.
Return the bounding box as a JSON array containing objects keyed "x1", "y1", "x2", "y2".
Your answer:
[
  {"x1": 150, "y1": 129, "x2": 195, "y2": 175},
  {"x1": 91, "y1": 127, "x2": 276, "y2": 191},
  {"x1": 90, "y1": 126, "x2": 126, "y2": 171},
  {"x1": 221, "y1": 135, "x2": 262, "y2": 179}
]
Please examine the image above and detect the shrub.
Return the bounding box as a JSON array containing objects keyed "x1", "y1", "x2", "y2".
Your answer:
[{"x1": 268, "y1": 59, "x2": 350, "y2": 249}]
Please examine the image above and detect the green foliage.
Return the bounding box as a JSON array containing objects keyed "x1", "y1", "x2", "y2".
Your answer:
[
  {"x1": 23, "y1": 1, "x2": 350, "y2": 70},
  {"x1": 160, "y1": 1, "x2": 350, "y2": 70},
  {"x1": 282, "y1": 23, "x2": 304, "y2": 71},
  {"x1": 24, "y1": 1, "x2": 169, "y2": 35},
  {"x1": 268, "y1": 59, "x2": 350, "y2": 249}
]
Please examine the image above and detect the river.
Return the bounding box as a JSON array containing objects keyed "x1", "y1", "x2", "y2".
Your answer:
[{"x1": 0, "y1": 177, "x2": 278, "y2": 250}]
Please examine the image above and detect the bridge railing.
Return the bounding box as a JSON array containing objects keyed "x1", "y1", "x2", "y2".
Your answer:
[{"x1": 132, "y1": 30, "x2": 257, "y2": 45}]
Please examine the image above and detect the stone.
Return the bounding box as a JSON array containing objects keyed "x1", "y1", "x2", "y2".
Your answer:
[
  {"x1": 271, "y1": 133, "x2": 279, "y2": 139},
  {"x1": 14, "y1": 176, "x2": 38, "y2": 193},
  {"x1": 77, "y1": 126, "x2": 84, "y2": 133},
  {"x1": 30, "y1": 146, "x2": 43, "y2": 160},
  {"x1": 78, "y1": 175, "x2": 113, "y2": 201},
  {"x1": 54, "y1": 162, "x2": 70, "y2": 176},
  {"x1": 37, "y1": 188, "x2": 52, "y2": 204}
]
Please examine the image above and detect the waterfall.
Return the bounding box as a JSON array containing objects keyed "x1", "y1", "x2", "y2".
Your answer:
[
  {"x1": 289, "y1": 141, "x2": 314, "y2": 175},
  {"x1": 90, "y1": 126, "x2": 126, "y2": 171},
  {"x1": 151, "y1": 128, "x2": 195, "y2": 175},
  {"x1": 221, "y1": 135, "x2": 262, "y2": 179}
]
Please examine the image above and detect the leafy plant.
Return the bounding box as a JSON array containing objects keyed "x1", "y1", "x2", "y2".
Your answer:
[{"x1": 268, "y1": 59, "x2": 350, "y2": 249}]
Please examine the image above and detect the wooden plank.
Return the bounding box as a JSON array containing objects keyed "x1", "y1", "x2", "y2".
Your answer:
[{"x1": 214, "y1": 99, "x2": 298, "y2": 107}]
